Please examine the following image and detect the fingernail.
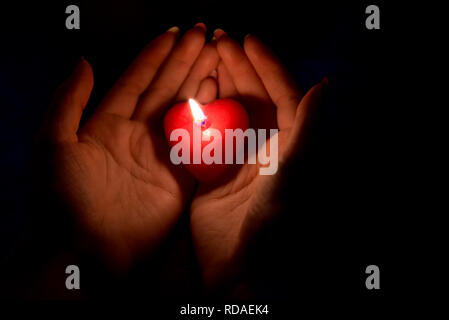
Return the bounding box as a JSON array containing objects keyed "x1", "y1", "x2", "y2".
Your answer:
[
  {"x1": 194, "y1": 22, "x2": 207, "y2": 32},
  {"x1": 68, "y1": 57, "x2": 85, "y2": 81},
  {"x1": 167, "y1": 26, "x2": 180, "y2": 33},
  {"x1": 213, "y1": 28, "x2": 226, "y2": 40},
  {"x1": 209, "y1": 69, "x2": 218, "y2": 79},
  {"x1": 244, "y1": 33, "x2": 252, "y2": 40}
]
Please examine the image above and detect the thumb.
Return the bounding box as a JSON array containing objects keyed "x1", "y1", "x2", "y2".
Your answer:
[
  {"x1": 282, "y1": 77, "x2": 328, "y2": 165},
  {"x1": 43, "y1": 57, "x2": 94, "y2": 143}
]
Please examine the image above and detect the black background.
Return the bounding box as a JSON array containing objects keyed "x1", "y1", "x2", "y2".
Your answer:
[{"x1": 0, "y1": 0, "x2": 421, "y2": 314}]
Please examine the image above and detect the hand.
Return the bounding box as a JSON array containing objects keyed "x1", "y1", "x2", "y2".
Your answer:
[
  {"x1": 36, "y1": 25, "x2": 207, "y2": 271},
  {"x1": 189, "y1": 31, "x2": 327, "y2": 291}
]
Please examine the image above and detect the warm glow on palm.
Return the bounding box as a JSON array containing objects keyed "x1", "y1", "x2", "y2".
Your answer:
[
  {"x1": 38, "y1": 25, "x2": 206, "y2": 270},
  {"x1": 187, "y1": 32, "x2": 326, "y2": 288},
  {"x1": 38, "y1": 24, "x2": 325, "y2": 288}
]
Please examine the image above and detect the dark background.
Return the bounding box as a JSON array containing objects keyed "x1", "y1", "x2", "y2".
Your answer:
[{"x1": 0, "y1": 0, "x2": 419, "y2": 313}]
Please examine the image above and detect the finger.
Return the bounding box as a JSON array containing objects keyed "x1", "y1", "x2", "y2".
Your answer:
[
  {"x1": 97, "y1": 27, "x2": 180, "y2": 118},
  {"x1": 217, "y1": 61, "x2": 238, "y2": 98},
  {"x1": 133, "y1": 24, "x2": 206, "y2": 123},
  {"x1": 244, "y1": 35, "x2": 302, "y2": 130},
  {"x1": 213, "y1": 28, "x2": 226, "y2": 40},
  {"x1": 216, "y1": 33, "x2": 276, "y2": 128},
  {"x1": 44, "y1": 58, "x2": 94, "y2": 143},
  {"x1": 196, "y1": 77, "x2": 218, "y2": 104},
  {"x1": 177, "y1": 41, "x2": 219, "y2": 102},
  {"x1": 283, "y1": 78, "x2": 327, "y2": 164}
]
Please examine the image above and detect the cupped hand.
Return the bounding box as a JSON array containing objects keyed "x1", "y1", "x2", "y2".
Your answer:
[
  {"x1": 36, "y1": 25, "x2": 206, "y2": 271},
  {"x1": 189, "y1": 31, "x2": 327, "y2": 291}
]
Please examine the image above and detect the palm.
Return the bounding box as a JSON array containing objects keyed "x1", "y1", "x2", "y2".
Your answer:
[
  {"x1": 54, "y1": 111, "x2": 192, "y2": 266},
  {"x1": 191, "y1": 129, "x2": 291, "y2": 284},
  {"x1": 40, "y1": 25, "x2": 207, "y2": 268},
  {"x1": 188, "y1": 33, "x2": 325, "y2": 288}
]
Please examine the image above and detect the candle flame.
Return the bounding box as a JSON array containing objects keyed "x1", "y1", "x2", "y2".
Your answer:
[{"x1": 189, "y1": 98, "x2": 206, "y2": 122}]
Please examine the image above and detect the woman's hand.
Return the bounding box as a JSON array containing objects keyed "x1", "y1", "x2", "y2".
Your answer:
[
  {"x1": 189, "y1": 32, "x2": 327, "y2": 292},
  {"x1": 36, "y1": 25, "x2": 206, "y2": 271}
]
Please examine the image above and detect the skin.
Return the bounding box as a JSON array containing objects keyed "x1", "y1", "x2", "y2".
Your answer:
[
  {"x1": 36, "y1": 24, "x2": 206, "y2": 271},
  {"x1": 37, "y1": 24, "x2": 326, "y2": 292},
  {"x1": 184, "y1": 31, "x2": 327, "y2": 290}
]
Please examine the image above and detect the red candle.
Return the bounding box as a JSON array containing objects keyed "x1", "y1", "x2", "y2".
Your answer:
[{"x1": 164, "y1": 98, "x2": 249, "y2": 182}]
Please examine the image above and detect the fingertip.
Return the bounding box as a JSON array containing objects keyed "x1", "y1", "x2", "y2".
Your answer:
[
  {"x1": 209, "y1": 69, "x2": 217, "y2": 80},
  {"x1": 216, "y1": 32, "x2": 234, "y2": 57},
  {"x1": 78, "y1": 57, "x2": 94, "y2": 88},
  {"x1": 209, "y1": 35, "x2": 218, "y2": 46},
  {"x1": 244, "y1": 33, "x2": 258, "y2": 44},
  {"x1": 321, "y1": 76, "x2": 329, "y2": 88},
  {"x1": 187, "y1": 23, "x2": 207, "y2": 44},
  {"x1": 180, "y1": 23, "x2": 206, "y2": 45},
  {"x1": 194, "y1": 22, "x2": 207, "y2": 32},
  {"x1": 80, "y1": 56, "x2": 92, "y2": 73},
  {"x1": 70, "y1": 57, "x2": 93, "y2": 90},
  {"x1": 309, "y1": 78, "x2": 328, "y2": 98},
  {"x1": 48, "y1": 57, "x2": 94, "y2": 143},
  {"x1": 304, "y1": 80, "x2": 327, "y2": 107},
  {"x1": 243, "y1": 34, "x2": 255, "y2": 51},
  {"x1": 244, "y1": 33, "x2": 261, "y2": 49},
  {"x1": 243, "y1": 35, "x2": 271, "y2": 63},
  {"x1": 166, "y1": 26, "x2": 180, "y2": 34},
  {"x1": 192, "y1": 23, "x2": 206, "y2": 37},
  {"x1": 147, "y1": 28, "x2": 180, "y2": 58},
  {"x1": 243, "y1": 34, "x2": 258, "y2": 57},
  {"x1": 164, "y1": 26, "x2": 181, "y2": 41},
  {"x1": 196, "y1": 77, "x2": 218, "y2": 104},
  {"x1": 203, "y1": 40, "x2": 219, "y2": 54},
  {"x1": 175, "y1": 25, "x2": 206, "y2": 58},
  {"x1": 72, "y1": 56, "x2": 86, "y2": 76}
]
